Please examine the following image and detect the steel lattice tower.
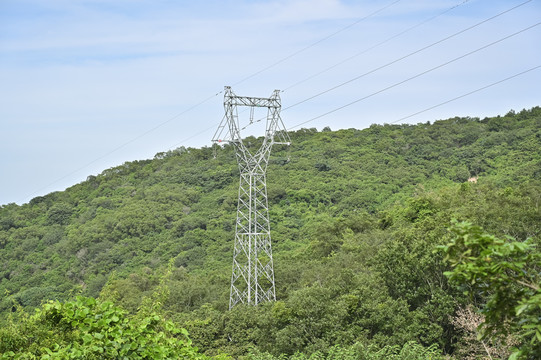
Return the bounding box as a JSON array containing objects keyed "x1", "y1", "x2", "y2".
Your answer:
[{"x1": 213, "y1": 86, "x2": 290, "y2": 309}]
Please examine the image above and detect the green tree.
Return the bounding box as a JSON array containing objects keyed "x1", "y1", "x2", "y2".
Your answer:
[
  {"x1": 0, "y1": 296, "x2": 225, "y2": 360},
  {"x1": 439, "y1": 220, "x2": 541, "y2": 359}
]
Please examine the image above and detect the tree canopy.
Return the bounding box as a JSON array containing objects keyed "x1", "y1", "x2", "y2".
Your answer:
[{"x1": 1, "y1": 107, "x2": 540, "y2": 359}]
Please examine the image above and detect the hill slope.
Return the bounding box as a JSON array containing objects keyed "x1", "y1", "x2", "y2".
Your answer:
[{"x1": 1, "y1": 107, "x2": 540, "y2": 357}]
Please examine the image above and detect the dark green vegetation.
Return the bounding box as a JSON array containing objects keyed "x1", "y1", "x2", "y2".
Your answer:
[
  {"x1": 0, "y1": 294, "x2": 219, "y2": 359},
  {"x1": 1, "y1": 107, "x2": 540, "y2": 359},
  {"x1": 440, "y1": 221, "x2": 541, "y2": 359}
]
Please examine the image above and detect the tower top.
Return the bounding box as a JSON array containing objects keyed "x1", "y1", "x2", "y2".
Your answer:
[{"x1": 212, "y1": 86, "x2": 290, "y2": 146}]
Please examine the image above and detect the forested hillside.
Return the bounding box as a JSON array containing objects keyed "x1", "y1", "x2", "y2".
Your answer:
[{"x1": 1, "y1": 107, "x2": 540, "y2": 359}]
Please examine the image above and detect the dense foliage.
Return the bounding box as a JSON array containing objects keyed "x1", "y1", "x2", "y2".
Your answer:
[
  {"x1": 0, "y1": 294, "x2": 221, "y2": 359},
  {"x1": 440, "y1": 220, "x2": 541, "y2": 359},
  {"x1": 1, "y1": 107, "x2": 540, "y2": 358}
]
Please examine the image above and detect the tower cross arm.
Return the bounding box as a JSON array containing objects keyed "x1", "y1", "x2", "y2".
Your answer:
[{"x1": 229, "y1": 96, "x2": 280, "y2": 108}]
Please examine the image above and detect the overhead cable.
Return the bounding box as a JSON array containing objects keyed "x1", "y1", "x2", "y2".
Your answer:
[
  {"x1": 20, "y1": 1, "x2": 402, "y2": 203},
  {"x1": 389, "y1": 65, "x2": 541, "y2": 124},
  {"x1": 282, "y1": 0, "x2": 472, "y2": 92},
  {"x1": 241, "y1": 0, "x2": 533, "y2": 131},
  {"x1": 21, "y1": 92, "x2": 223, "y2": 202},
  {"x1": 288, "y1": 22, "x2": 540, "y2": 129},
  {"x1": 232, "y1": 0, "x2": 403, "y2": 87},
  {"x1": 283, "y1": 0, "x2": 533, "y2": 111}
]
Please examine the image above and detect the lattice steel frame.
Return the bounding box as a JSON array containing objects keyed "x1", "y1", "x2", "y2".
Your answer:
[{"x1": 213, "y1": 86, "x2": 290, "y2": 309}]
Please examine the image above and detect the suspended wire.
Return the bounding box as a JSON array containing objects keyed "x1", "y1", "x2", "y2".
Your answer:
[
  {"x1": 287, "y1": 22, "x2": 541, "y2": 130},
  {"x1": 282, "y1": 0, "x2": 472, "y2": 92},
  {"x1": 231, "y1": 0, "x2": 403, "y2": 87},
  {"x1": 167, "y1": 123, "x2": 219, "y2": 152},
  {"x1": 204, "y1": 0, "x2": 405, "y2": 133},
  {"x1": 240, "y1": 0, "x2": 532, "y2": 133},
  {"x1": 239, "y1": 0, "x2": 473, "y2": 130},
  {"x1": 21, "y1": 92, "x2": 223, "y2": 202},
  {"x1": 18, "y1": 1, "x2": 536, "y2": 203},
  {"x1": 283, "y1": 0, "x2": 533, "y2": 112},
  {"x1": 200, "y1": 0, "x2": 408, "y2": 135},
  {"x1": 21, "y1": 1, "x2": 402, "y2": 203},
  {"x1": 388, "y1": 65, "x2": 541, "y2": 124}
]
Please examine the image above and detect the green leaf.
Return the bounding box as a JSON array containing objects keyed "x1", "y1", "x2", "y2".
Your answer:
[
  {"x1": 516, "y1": 304, "x2": 528, "y2": 315},
  {"x1": 82, "y1": 333, "x2": 93, "y2": 344}
]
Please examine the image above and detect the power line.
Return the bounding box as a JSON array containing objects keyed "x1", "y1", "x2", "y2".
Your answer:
[
  {"x1": 167, "y1": 123, "x2": 218, "y2": 151},
  {"x1": 241, "y1": 0, "x2": 533, "y2": 132},
  {"x1": 283, "y1": 0, "x2": 533, "y2": 111},
  {"x1": 21, "y1": 92, "x2": 223, "y2": 202},
  {"x1": 17, "y1": 1, "x2": 537, "y2": 203},
  {"x1": 389, "y1": 65, "x2": 541, "y2": 124},
  {"x1": 287, "y1": 22, "x2": 540, "y2": 130},
  {"x1": 232, "y1": 0, "x2": 403, "y2": 87},
  {"x1": 282, "y1": 0, "x2": 472, "y2": 92},
  {"x1": 181, "y1": 1, "x2": 405, "y2": 136},
  {"x1": 19, "y1": 1, "x2": 403, "y2": 203}
]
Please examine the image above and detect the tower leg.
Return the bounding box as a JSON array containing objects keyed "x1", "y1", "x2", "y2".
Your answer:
[{"x1": 230, "y1": 168, "x2": 275, "y2": 309}]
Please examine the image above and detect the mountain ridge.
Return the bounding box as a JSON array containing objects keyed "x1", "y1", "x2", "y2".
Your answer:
[{"x1": 1, "y1": 107, "x2": 540, "y2": 357}]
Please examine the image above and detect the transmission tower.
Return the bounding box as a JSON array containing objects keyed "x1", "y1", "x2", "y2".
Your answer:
[{"x1": 213, "y1": 86, "x2": 290, "y2": 309}]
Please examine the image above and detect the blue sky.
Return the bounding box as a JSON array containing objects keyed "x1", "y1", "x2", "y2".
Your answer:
[{"x1": 1, "y1": 0, "x2": 540, "y2": 205}]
